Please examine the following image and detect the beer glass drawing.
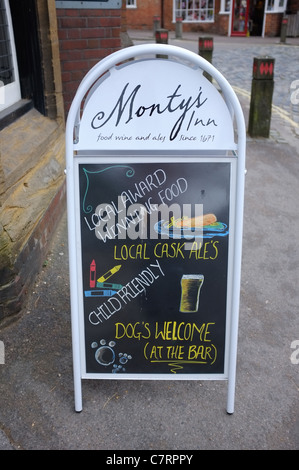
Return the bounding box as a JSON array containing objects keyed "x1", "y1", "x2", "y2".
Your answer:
[{"x1": 179, "y1": 274, "x2": 204, "y2": 313}]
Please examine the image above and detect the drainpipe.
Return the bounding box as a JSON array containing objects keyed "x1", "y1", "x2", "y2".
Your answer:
[
  {"x1": 228, "y1": 4, "x2": 232, "y2": 36},
  {"x1": 262, "y1": 0, "x2": 267, "y2": 37}
]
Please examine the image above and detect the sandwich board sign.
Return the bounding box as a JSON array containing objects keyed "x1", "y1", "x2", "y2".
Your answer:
[{"x1": 65, "y1": 44, "x2": 246, "y2": 413}]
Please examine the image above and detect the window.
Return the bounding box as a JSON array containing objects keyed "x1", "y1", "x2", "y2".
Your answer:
[
  {"x1": 174, "y1": 0, "x2": 215, "y2": 23},
  {"x1": 220, "y1": 0, "x2": 231, "y2": 13},
  {"x1": 126, "y1": 0, "x2": 137, "y2": 7},
  {"x1": 266, "y1": 0, "x2": 287, "y2": 12},
  {"x1": 0, "y1": 0, "x2": 21, "y2": 112},
  {"x1": 0, "y1": 1, "x2": 13, "y2": 86},
  {"x1": 266, "y1": 0, "x2": 274, "y2": 9}
]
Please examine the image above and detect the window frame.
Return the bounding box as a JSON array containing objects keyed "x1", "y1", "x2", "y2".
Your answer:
[
  {"x1": 219, "y1": 0, "x2": 231, "y2": 13},
  {"x1": 265, "y1": 0, "x2": 287, "y2": 12},
  {"x1": 126, "y1": 0, "x2": 137, "y2": 8},
  {"x1": 173, "y1": 0, "x2": 215, "y2": 23},
  {"x1": 0, "y1": 0, "x2": 21, "y2": 112}
]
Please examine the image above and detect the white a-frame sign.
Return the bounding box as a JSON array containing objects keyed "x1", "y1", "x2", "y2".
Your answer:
[{"x1": 65, "y1": 44, "x2": 246, "y2": 413}]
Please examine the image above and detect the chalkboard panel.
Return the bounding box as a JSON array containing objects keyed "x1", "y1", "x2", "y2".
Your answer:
[{"x1": 76, "y1": 157, "x2": 235, "y2": 377}]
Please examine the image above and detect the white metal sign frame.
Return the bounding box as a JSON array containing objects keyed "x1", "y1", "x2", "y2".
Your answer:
[{"x1": 65, "y1": 44, "x2": 246, "y2": 413}]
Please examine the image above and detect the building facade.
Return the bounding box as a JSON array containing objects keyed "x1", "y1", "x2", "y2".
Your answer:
[
  {"x1": 126, "y1": 0, "x2": 299, "y2": 37},
  {"x1": 1, "y1": 0, "x2": 66, "y2": 322}
]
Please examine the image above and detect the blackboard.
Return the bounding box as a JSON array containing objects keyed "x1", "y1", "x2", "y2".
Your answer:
[{"x1": 76, "y1": 158, "x2": 235, "y2": 377}]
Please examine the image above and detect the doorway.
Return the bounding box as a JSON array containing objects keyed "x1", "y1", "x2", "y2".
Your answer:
[
  {"x1": 9, "y1": 0, "x2": 45, "y2": 115},
  {"x1": 231, "y1": 0, "x2": 265, "y2": 37},
  {"x1": 231, "y1": 0, "x2": 250, "y2": 36},
  {"x1": 249, "y1": 0, "x2": 265, "y2": 36}
]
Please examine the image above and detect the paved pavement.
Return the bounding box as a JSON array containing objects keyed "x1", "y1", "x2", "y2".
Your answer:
[{"x1": 0, "y1": 32, "x2": 298, "y2": 451}]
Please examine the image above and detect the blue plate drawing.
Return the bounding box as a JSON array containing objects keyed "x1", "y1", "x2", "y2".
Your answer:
[{"x1": 154, "y1": 220, "x2": 229, "y2": 239}]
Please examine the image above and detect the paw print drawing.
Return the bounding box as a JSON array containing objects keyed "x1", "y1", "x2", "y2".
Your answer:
[
  {"x1": 112, "y1": 352, "x2": 132, "y2": 373},
  {"x1": 91, "y1": 339, "x2": 132, "y2": 372}
]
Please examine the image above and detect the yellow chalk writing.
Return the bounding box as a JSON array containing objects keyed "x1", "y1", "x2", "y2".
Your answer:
[
  {"x1": 154, "y1": 321, "x2": 214, "y2": 342},
  {"x1": 188, "y1": 240, "x2": 219, "y2": 260}
]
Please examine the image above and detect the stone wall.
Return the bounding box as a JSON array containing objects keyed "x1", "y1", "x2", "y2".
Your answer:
[{"x1": 0, "y1": 109, "x2": 66, "y2": 323}]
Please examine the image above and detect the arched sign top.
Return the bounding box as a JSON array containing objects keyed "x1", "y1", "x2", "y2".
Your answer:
[
  {"x1": 76, "y1": 59, "x2": 235, "y2": 151},
  {"x1": 68, "y1": 44, "x2": 245, "y2": 154}
]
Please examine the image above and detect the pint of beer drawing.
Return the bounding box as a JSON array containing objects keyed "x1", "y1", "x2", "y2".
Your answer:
[{"x1": 179, "y1": 274, "x2": 204, "y2": 313}]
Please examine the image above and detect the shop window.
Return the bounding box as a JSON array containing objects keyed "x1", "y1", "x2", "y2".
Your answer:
[
  {"x1": 174, "y1": 0, "x2": 215, "y2": 22},
  {"x1": 126, "y1": 0, "x2": 137, "y2": 7},
  {"x1": 0, "y1": 0, "x2": 21, "y2": 112},
  {"x1": 220, "y1": 0, "x2": 231, "y2": 12},
  {"x1": 266, "y1": 0, "x2": 286, "y2": 11}
]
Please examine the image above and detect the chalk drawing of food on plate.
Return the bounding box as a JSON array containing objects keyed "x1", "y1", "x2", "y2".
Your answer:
[{"x1": 154, "y1": 213, "x2": 229, "y2": 239}]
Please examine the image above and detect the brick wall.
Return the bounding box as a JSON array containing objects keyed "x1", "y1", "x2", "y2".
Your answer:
[
  {"x1": 56, "y1": 8, "x2": 122, "y2": 116},
  {"x1": 126, "y1": 0, "x2": 160, "y2": 30},
  {"x1": 264, "y1": 12, "x2": 284, "y2": 36}
]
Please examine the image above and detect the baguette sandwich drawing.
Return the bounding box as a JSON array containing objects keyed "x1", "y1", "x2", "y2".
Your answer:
[{"x1": 174, "y1": 213, "x2": 217, "y2": 228}]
